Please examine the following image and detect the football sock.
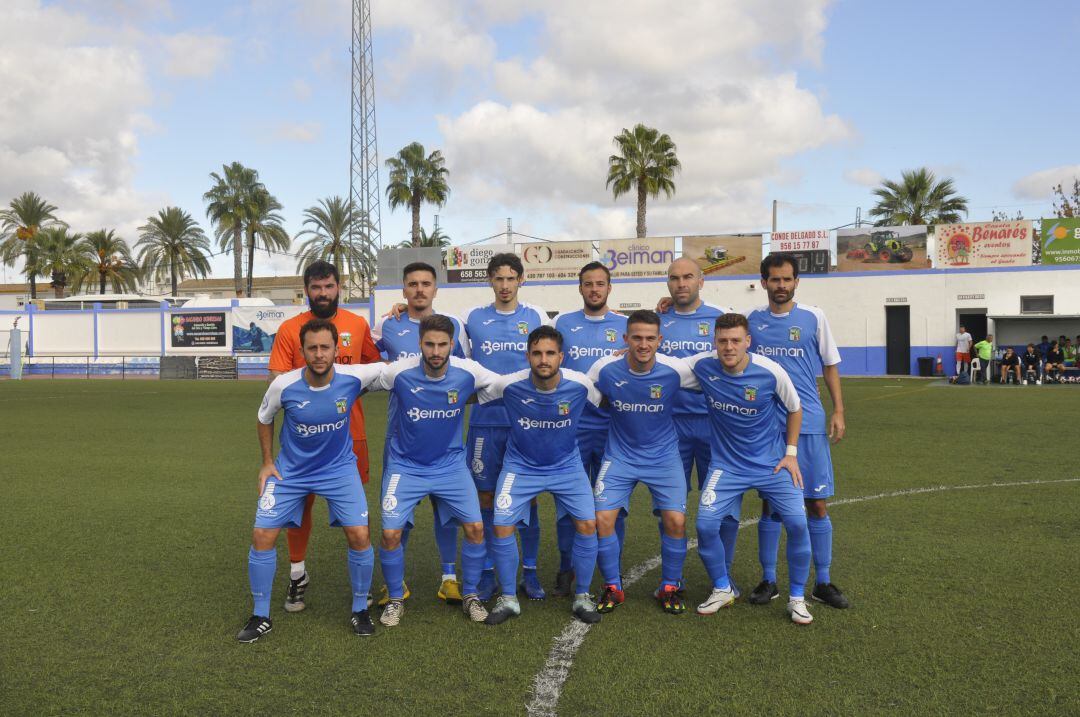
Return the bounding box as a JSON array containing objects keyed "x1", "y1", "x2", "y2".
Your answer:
[
  {"x1": 481, "y1": 508, "x2": 496, "y2": 570},
  {"x1": 289, "y1": 561, "x2": 305, "y2": 581},
  {"x1": 614, "y1": 512, "x2": 626, "y2": 555},
  {"x1": 781, "y1": 514, "x2": 811, "y2": 599},
  {"x1": 461, "y1": 539, "x2": 486, "y2": 596},
  {"x1": 758, "y1": 513, "x2": 782, "y2": 583},
  {"x1": 379, "y1": 545, "x2": 406, "y2": 600},
  {"x1": 808, "y1": 514, "x2": 833, "y2": 585},
  {"x1": 572, "y1": 531, "x2": 598, "y2": 596},
  {"x1": 719, "y1": 517, "x2": 739, "y2": 579},
  {"x1": 285, "y1": 494, "x2": 316, "y2": 563},
  {"x1": 431, "y1": 501, "x2": 458, "y2": 576},
  {"x1": 492, "y1": 534, "x2": 519, "y2": 597},
  {"x1": 347, "y1": 547, "x2": 374, "y2": 612},
  {"x1": 400, "y1": 523, "x2": 411, "y2": 551},
  {"x1": 660, "y1": 533, "x2": 687, "y2": 588},
  {"x1": 248, "y1": 547, "x2": 276, "y2": 618},
  {"x1": 596, "y1": 533, "x2": 622, "y2": 589},
  {"x1": 520, "y1": 504, "x2": 541, "y2": 570},
  {"x1": 695, "y1": 526, "x2": 730, "y2": 590},
  {"x1": 556, "y1": 514, "x2": 575, "y2": 572}
]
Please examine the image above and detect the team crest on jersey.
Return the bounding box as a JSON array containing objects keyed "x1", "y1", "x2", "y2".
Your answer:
[
  {"x1": 558, "y1": 401, "x2": 570, "y2": 416},
  {"x1": 447, "y1": 389, "x2": 459, "y2": 404},
  {"x1": 604, "y1": 328, "x2": 617, "y2": 342},
  {"x1": 340, "y1": 331, "x2": 352, "y2": 347},
  {"x1": 517, "y1": 321, "x2": 529, "y2": 335},
  {"x1": 335, "y1": 398, "x2": 348, "y2": 413},
  {"x1": 650, "y1": 384, "x2": 662, "y2": 399},
  {"x1": 744, "y1": 386, "x2": 757, "y2": 401},
  {"x1": 697, "y1": 321, "x2": 710, "y2": 336},
  {"x1": 789, "y1": 327, "x2": 801, "y2": 342}
]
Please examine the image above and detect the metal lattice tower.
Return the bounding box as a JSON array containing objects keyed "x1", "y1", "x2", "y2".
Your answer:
[{"x1": 350, "y1": 0, "x2": 381, "y2": 296}]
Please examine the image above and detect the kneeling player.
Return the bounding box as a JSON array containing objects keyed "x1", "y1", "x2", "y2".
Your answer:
[
  {"x1": 483, "y1": 326, "x2": 604, "y2": 625},
  {"x1": 587, "y1": 310, "x2": 697, "y2": 614},
  {"x1": 686, "y1": 313, "x2": 814, "y2": 624},
  {"x1": 238, "y1": 319, "x2": 385, "y2": 642}
]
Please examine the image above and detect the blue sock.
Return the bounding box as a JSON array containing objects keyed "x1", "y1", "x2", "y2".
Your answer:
[
  {"x1": 695, "y1": 526, "x2": 730, "y2": 589},
  {"x1": 782, "y1": 515, "x2": 811, "y2": 599},
  {"x1": 808, "y1": 514, "x2": 833, "y2": 585},
  {"x1": 431, "y1": 502, "x2": 458, "y2": 576},
  {"x1": 248, "y1": 547, "x2": 276, "y2": 618},
  {"x1": 461, "y1": 539, "x2": 486, "y2": 596},
  {"x1": 379, "y1": 545, "x2": 406, "y2": 599},
  {"x1": 758, "y1": 514, "x2": 782, "y2": 583},
  {"x1": 614, "y1": 512, "x2": 626, "y2": 555},
  {"x1": 719, "y1": 517, "x2": 739, "y2": 580},
  {"x1": 347, "y1": 547, "x2": 374, "y2": 612},
  {"x1": 596, "y1": 533, "x2": 622, "y2": 589},
  {"x1": 481, "y1": 508, "x2": 495, "y2": 570},
  {"x1": 556, "y1": 514, "x2": 575, "y2": 572},
  {"x1": 572, "y1": 531, "x2": 598, "y2": 596},
  {"x1": 492, "y1": 534, "x2": 519, "y2": 597},
  {"x1": 401, "y1": 523, "x2": 411, "y2": 551},
  {"x1": 520, "y1": 503, "x2": 541, "y2": 570},
  {"x1": 660, "y1": 533, "x2": 687, "y2": 588}
]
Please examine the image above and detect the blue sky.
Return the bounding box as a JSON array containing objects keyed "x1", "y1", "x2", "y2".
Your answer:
[{"x1": 2, "y1": 0, "x2": 1077, "y2": 284}]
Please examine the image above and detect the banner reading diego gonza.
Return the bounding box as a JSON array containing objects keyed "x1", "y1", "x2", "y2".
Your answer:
[
  {"x1": 518, "y1": 241, "x2": 594, "y2": 280},
  {"x1": 232, "y1": 305, "x2": 306, "y2": 353},
  {"x1": 1040, "y1": 218, "x2": 1080, "y2": 265},
  {"x1": 444, "y1": 244, "x2": 514, "y2": 283},
  {"x1": 935, "y1": 220, "x2": 1033, "y2": 268},
  {"x1": 598, "y1": 237, "x2": 676, "y2": 279}
]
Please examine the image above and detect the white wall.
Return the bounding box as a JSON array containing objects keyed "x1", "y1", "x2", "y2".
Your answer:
[{"x1": 99, "y1": 311, "x2": 162, "y2": 355}]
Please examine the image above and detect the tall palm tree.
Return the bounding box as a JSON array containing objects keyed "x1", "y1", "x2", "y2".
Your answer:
[
  {"x1": 385, "y1": 142, "x2": 450, "y2": 246},
  {"x1": 204, "y1": 162, "x2": 260, "y2": 296},
  {"x1": 136, "y1": 207, "x2": 211, "y2": 297},
  {"x1": 35, "y1": 227, "x2": 89, "y2": 298},
  {"x1": 233, "y1": 187, "x2": 289, "y2": 298},
  {"x1": 869, "y1": 168, "x2": 969, "y2": 226},
  {"x1": 0, "y1": 192, "x2": 64, "y2": 298},
  {"x1": 295, "y1": 196, "x2": 376, "y2": 298},
  {"x1": 606, "y1": 123, "x2": 681, "y2": 238},
  {"x1": 76, "y1": 229, "x2": 140, "y2": 295}
]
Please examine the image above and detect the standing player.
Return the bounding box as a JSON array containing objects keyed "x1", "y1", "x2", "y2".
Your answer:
[
  {"x1": 371, "y1": 315, "x2": 499, "y2": 627},
  {"x1": 587, "y1": 311, "x2": 698, "y2": 615},
  {"x1": 462, "y1": 253, "x2": 550, "y2": 600},
  {"x1": 746, "y1": 253, "x2": 849, "y2": 609},
  {"x1": 550, "y1": 261, "x2": 627, "y2": 596},
  {"x1": 686, "y1": 313, "x2": 813, "y2": 624},
  {"x1": 482, "y1": 326, "x2": 603, "y2": 625},
  {"x1": 372, "y1": 262, "x2": 469, "y2": 606},
  {"x1": 239, "y1": 319, "x2": 385, "y2": 642}
]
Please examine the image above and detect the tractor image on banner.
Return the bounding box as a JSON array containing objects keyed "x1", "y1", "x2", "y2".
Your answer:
[{"x1": 836, "y1": 225, "x2": 929, "y2": 271}]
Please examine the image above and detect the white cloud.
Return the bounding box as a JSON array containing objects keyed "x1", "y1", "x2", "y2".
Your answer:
[
  {"x1": 161, "y1": 32, "x2": 231, "y2": 78},
  {"x1": 272, "y1": 122, "x2": 322, "y2": 143},
  {"x1": 844, "y1": 168, "x2": 883, "y2": 187},
  {"x1": 1013, "y1": 165, "x2": 1080, "y2": 200}
]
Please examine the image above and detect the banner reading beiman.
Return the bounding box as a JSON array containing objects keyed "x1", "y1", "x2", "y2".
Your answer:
[{"x1": 598, "y1": 237, "x2": 676, "y2": 279}]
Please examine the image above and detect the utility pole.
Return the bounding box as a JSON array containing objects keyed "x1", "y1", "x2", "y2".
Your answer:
[
  {"x1": 350, "y1": 0, "x2": 381, "y2": 298},
  {"x1": 771, "y1": 199, "x2": 778, "y2": 232}
]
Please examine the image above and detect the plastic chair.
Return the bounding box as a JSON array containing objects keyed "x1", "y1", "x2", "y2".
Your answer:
[{"x1": 969, "y1": 357, "x2": 981, "y2": 383}]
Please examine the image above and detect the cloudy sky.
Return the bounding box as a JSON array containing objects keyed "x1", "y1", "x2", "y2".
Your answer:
[{"x1": 2, "y1": 0, "x2": 1077, "y2": 282}]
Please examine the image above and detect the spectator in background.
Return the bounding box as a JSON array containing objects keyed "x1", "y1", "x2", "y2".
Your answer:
[
  {"x1": 1063, "y1": 338, "x2": 1076, "y2": 367},
  {"x1": 1044, "y1": 341, "x2": 1065, "y2": 383},
  {"x1": 1038, "y1": 335, "x2": 1051, "y2": 359},
  {"x1": 998, "y1": 347, "x2": 1021, "y2": 384},
  {"x1": 955, "y1": 325, "x2": 973, "y2": 376},
  {"x1": 1021, "y1": 344, "x2": 1042, "y2": 385},
  {"x1": 972, "y1": 334, "x2": 994, "y2": 384}
]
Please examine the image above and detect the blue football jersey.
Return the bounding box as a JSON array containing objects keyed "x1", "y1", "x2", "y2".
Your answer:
[
  {"x1": 745, "y1": 303, "x2": 840, "y2": 435},
  {"x1": 685, "y1": 352, "x2": 801, "y2": 475},
  {"x1": 258, "y1": 364, "x2": 385, "y2": 479},
  {"x1": 463, "y1": 302, "x2": 550, "y2": 427},
  {"x1": 479, "y1": 368, "x2": 601, "y2": 474},
  {"x1": 553, "y1": 309, "x2": 628, "y2": 431},
  {"x1": 373, "y1": 355, "x2": 499, "y2": 471},
  {"x1": 658, "y1": 301, "x2": 730, "y2": 417},
  {"x1": 588, "y1": 353, "x2": 697, "y2": 464}
]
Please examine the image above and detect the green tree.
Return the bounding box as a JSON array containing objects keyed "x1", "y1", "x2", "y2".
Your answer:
[
  {"x1": 295, "y1": 196, "x2": 376, "y2": 298},
  {"x1": 397, "y1": 226, "x2": 451, "y2": 248},
  {"x1": 1051, "y1": 179, "x2": 1079, "y2": 218},
  {"x1": 606, "y1": 123, "x2": 681, "y2": 238},
  {"x1": 237, "y1": 187, "x2": 289, "y2": 298},
  {"x1": 204, "y1": 162, "x2": 259, "y2": 297},
  {"x1": 36, "y1": 226, "x2": 89, "y2": 298},
  {"x1": 386, "y1": 142, "x2": 450, "y2": 246},
  {"x1": 869, "y1": 168, "x2": 969, "y2": 226},
  {"x1": 76, "y1": 229, "x2": 140, "y2": 295},
  {"x1": 0, "y1": 192, "x2": 65, "y2": 298},
  {"x1": 136, "y1": 207, "x2": 211, "y2": 297}
]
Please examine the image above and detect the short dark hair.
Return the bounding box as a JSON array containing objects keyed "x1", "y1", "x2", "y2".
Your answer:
[
  {"x1": 626, "y1": 309, "x2": 660, "y2": 329},
  {"x1": 303, "y1": 260, "x2": 340, "y2": 287},
  {"x1": 527, "y1": 325, "x2": 563, "y2": 351},
  {"x1": 578, "y1": 261, "x2": 611, "y2": 283},
  {"x1": 300, "y1": 318, "x2": 338, "y2": 345},
  {"x1": 714, "y1": 312, "x2": 749, "y2": 332},
  {"x1": 403, "y1": 262, "x2": 437, "y2": 282},
  {"x1": 760, "y1": 252, "x2": 800, "y2": 280},
  {"x1": 419, "y1": 314, "x2": 455, "y2": 340},
  {"x1": 1027, "y1": 343, "x2": 1035, "y2": 349},
  {"x1": 488, "y1": 252, "x2": 524, "y2": 278}
]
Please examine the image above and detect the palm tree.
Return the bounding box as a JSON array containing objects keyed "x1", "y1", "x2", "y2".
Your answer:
[
  {"x1": 385, "y1": 142, "x2": 450, "y2": 246},
  {"x1": 136, "y1": 207, "x2": 211, "y2": 297},
  {"x1": 606, "y1": 124, "x2": 681, "y2": 238},
  {"x1": 235, "y1": 187, "x2": 289, "y2": 298},
  {"x1": 295, "y1": 196, "x2": 376, "y2": 298},
  {"x1": 0, "y1": 192, "x2": 64, "y2": 298},
  {"x1": 76, "y1": 229, "x2": 140, "y2": 295},
  {"x1": 869, "y1": 168, "x2": 969, "y2": 226},
  {"x1": 397, "y1": 226, "x2": 451, "y2": 248},
  {"x1": 204, "y1": 162, "x2": 260, "y2": 296},
  {"x1": 35, "y1": 227, "x2": 89, "y2": 298}
]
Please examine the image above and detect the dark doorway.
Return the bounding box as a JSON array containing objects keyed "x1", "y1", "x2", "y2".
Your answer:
[
  {"x1": 958, "y1": 311, "x2": 988, "y2": 342},
  {"x1": 886, "y1": 305, "x2": 911, "y2": 375}
]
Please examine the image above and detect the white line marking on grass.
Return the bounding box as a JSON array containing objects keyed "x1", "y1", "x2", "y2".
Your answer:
[{"x1": 525, "y1": 477, "x2": 1080, "y2": 717}]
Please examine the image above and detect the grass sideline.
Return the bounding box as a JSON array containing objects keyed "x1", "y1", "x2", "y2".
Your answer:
[{"x1": 2, "y1": 378, "x2": 1078, "y2": 715}]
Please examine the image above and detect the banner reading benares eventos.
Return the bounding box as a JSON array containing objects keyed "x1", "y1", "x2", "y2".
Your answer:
[
  {"x1": 518, "y1": 241, "x2": 593, "y2": 280},
  {"x1": 935, "y1": 220, "x2": 1032, "y2": 268}
]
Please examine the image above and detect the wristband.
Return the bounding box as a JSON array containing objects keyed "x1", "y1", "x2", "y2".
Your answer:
[{"x1": 785, "y1": 445, "x2": 798, "y2": 457}]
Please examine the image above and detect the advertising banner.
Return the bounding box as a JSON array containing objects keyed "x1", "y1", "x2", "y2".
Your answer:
[
  {"x1": 682, "y1": 234, "x2": 762, "y2": 276},
  {"x1": 518, "y1": 241, "x2": 594, "y2": 280},
  {"x1": 836, "y1": 225, "x2": 930, "y2": 271},
  {"x1": 377, "y1": 247, "x2": 447, "y2": 286},
  {"x1": 232, "y1": 306, "x2": 306, "y2": 353},
  {"x1": 934, "y1": 220, "x2": 1033, "y2": 268},
  {"x1": 1040, "y1": 218, "x2": 1080, "y2": 265},
  {"x1": 170, "y1": 312, "x2": 227, "y2": 348},
  {"x1": 598, "y1": 237, "x2": 676, "y2": 279},
  {"x1": 444, "y1": 244, "x2": 514, "y2": 283},
  {"x1": 769, "y1": 229, "x2": 830, "y2": 253}
]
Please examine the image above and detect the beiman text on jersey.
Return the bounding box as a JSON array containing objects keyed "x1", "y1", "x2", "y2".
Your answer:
[
  {"x1": 657, "y1": 301, "x2": 730, "y2": 416},
  {"x1": 553, "y1": 309, "x2": 628, "y2": 432}
]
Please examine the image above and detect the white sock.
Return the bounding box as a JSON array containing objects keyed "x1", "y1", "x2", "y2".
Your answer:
[
  {"x1": 290, "y1": 561, "x2": 306, "y2": 580},
  {"x1": 441, "y1": 573, "x2": 456, "y2": 582},
  {"x1": 955, "y1": 361, "x2": 962, "y2": 374}
]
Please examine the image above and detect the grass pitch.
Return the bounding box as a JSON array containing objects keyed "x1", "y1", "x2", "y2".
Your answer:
[{"x1": 2, "y1": 378, "x2": 1078, "y2": 715}]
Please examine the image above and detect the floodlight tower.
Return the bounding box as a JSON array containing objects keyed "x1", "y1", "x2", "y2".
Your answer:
[{"x1": 350, "y1": 0, "x2": 381, "y2": 297}]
